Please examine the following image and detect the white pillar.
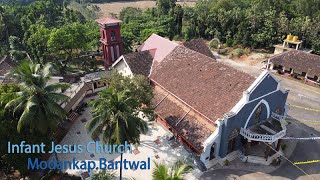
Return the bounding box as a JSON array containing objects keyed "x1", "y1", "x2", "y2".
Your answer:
[
  {"x1": 200, "y1": 120, "x2": 223, "y2": 165},
  {"x1": 304, "y1": 73, "x2": 308, "y2": 82},
  {"x1": 91, "y1": 81, "x2": 95, "y2": 93}
]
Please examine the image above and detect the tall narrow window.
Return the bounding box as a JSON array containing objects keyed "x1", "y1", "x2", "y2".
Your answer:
[
  {"x1": 116, "y1": 45, "x2": 120, "y2": 58},
  {"x1": 101, "y1": 30, "x2": 105, "y2": 39},
  {"x1": 111, "y1": 30, "x2": 116, "y2": 41},
  {"x1": 210, "y1": 143, "x2": 215, "y2": 160},
  {"x1": 254, "y1": 105, "x2": 262, "y2": 125},
  {"x1": 111, "y1": 46, "x2": 115, "y2": 61}
]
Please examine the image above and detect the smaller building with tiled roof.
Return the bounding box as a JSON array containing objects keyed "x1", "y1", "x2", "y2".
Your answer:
[
  {"x1": 113, "y1": 34, "x2": 217, "y2": 77},
  {"x1": 0, "y1": 56, "x2": 16, "y2": 84},
  {"x1": 112, "y1": 51, "x2": 154, "y2": 77},
  {"x1": 182, "y1": 38, "x2": 216, "y2": 59},
  {"x1": 268, "y1": 50, "x2": 320, "y2": 82}
]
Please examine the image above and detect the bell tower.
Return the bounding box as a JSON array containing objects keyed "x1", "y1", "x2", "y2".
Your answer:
[{"x1": 96, "y1": 18, "x2": 124, "y2": 68}]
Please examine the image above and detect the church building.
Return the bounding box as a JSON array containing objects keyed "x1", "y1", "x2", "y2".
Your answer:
[{"x1": 97, "y1": 18, "x2": 289, "y2": 168}]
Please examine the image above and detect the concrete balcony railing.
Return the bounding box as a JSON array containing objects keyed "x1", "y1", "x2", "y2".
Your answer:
[
  {"x1": 271, "y1": 112, "x2": 288, "y2": 130},
  {"x1": 240, "y1": 127, "x2": 286, "y2": 143}
]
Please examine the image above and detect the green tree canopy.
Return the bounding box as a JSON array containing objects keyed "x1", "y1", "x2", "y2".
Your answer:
[
  {"x1": 87, "y1": 72, "x2": 154, "y2": 179},
  {"x1": 106, "y1": 71, "x2": 154, "y2": 108},
  {"x1": 152, "y1": 160, "x2": 193, "y2": 180},
  {"x1": 120, "y1": 0, "x2": 320, "y2": 53},
  {"x1": 26, "y1": 24, "x2": 51, "y2": 63},
  {"x1": 87, "y1": 87, "x2": 150, "y2": 179},
  {"x1": 47, "y1": 22, "x2": 99, "y2": 62},
  {"x1": 0, "y1": 83, "x2": 51, "y2": 175},
  {"x1": 4, "y1": 61, "x2": 70, "y2": 134}
]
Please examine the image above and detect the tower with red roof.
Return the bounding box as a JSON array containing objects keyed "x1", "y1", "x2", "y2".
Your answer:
[{"x1": 96, "y1": 17, "x2": 124, "y2": 68}]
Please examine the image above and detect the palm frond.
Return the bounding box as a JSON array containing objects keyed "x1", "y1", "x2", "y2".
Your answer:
[
  {"x1": 152, "y1": 161, "x2": 169, "y2": 180},
  {"x1": 32, "y1": 63, "x2": 41, "y2": 74},
  {"x1": 42, "y1": 63, "x2": 53, "y2": 79},
  {"x1": 5, "y1": 96, "x2": 25, "y2": 111},
  {"x1": 6, "y1": 61, "x2": 68, "y2": 134},
  {"x1": 45, "y1": 82, "x2": 70, "y2": 92},
  {"x1": 44, "y1": 98, "x2": 67, "y2": 120},
  {"x1": 172, "y1": 160, "x2": 193, "y2": 179},
  {"x1": 17, "y1": 98, "x2": 37, "y2": 133},
  {"x1": 47, "y1": 92, "x2": 70, "y2": 104},
  {"x1": 86, "y1": 116, "x2": 102, "y2": 133}
]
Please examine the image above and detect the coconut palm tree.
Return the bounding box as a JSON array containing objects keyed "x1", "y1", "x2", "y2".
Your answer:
[
  {"x1": 152, "y1": 160, "x2": 193, "y2": 180},
  {"x1": 86, "y1": 87, "x2": 149, "y2": 180},
  {"x1": 4, "y1": 61, "x2": 70, "y2": 134}
]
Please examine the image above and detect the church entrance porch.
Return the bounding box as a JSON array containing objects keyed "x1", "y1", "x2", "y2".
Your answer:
[
  {"x1": 242, "y1": 139, "x2": 281, "y2": 159},
  {"x1": 239, "y1": 113, "x2": 287, "y2": 165}
]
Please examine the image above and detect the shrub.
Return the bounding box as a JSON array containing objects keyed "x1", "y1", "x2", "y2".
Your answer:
[
  {"x1": 224, "y1": 159, "x2": 230, "y2": 166},
  {"x1": 281, "y1": 144, "x2": 287, "y2": 151},
  {"x1": 244, "y1": 47, "x2": 251, "y2": 55},
  {"x1": 230, "y1": 48, "x2": 244, "y2": 58},
  {"x1": 209, "y1": 39, "x2": 220, "y2": 49}
]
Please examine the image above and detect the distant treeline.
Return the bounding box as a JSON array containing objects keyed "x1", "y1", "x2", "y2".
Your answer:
[
  {"x1": 0, "y1": 0, "x2": 157, "y2": 6},
  {"x1": 0, "y1": 0, "x2": 66, "y2": 5},
  {"x1": 120, "y1": 0, "x2": 320, "y2": 53}
]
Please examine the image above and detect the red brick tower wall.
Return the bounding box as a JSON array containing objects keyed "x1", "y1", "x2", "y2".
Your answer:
[{"x1": 96, "y1": 18, "x2": 124, "y2": 69}]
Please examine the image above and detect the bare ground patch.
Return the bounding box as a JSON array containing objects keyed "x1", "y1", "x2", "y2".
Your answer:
[{"x1": 94, "y1": 1, "x2": 196, "y2": 18}]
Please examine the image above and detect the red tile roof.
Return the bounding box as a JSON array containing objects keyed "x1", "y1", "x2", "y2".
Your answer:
[
  {"x1": 138, "y1": 34, "x2": 179, "y2": 63},
  {"x1": 152, "y1": 85, "x2": 215, "y2": 152},
  {"x1": 150, "y1": 46, "x2": 256, "y2": 121},
  {"x1": 269, "y1": 50, "x2": 320, "y2": 77},
  {"x1": 182, "y1": 38, "x2": 216, "y2": 59},
  {"x1": 95, "y1": 18, "x2": 122, "y2": 25},
  {"x1": 123, "y1": 51, "x2": 153, "y2": 76}
]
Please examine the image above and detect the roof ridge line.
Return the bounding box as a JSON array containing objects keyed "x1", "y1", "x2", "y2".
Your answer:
[{"x1": 173, "y1": 46, "x2": 255, "y2": 78}]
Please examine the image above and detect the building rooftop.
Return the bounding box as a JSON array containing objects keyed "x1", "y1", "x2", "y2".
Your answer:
[
  {"x1": 123, "y1": 51, "x2": 154, "y2": 76},
  {"x1": 269, "y1": 50, "x2": 320, "y2": 77},
  {"x1": 82, "y1": 71, "x2": 109, "y2": 82},
  {"x1": 95, "y1": 18, "x2": 122, "y2": 25},
  {"x1": 0, "y1": 56, "x2": 15, "y2": 77},
  {"x1": 152, "y1": 85, "x2": 215, "y2": 152},
  {"x1": 150, "y1": 46, "x2": 256, "y2": 122},
  {"x1": 182, "y1": 38, "x2": 216, "y2": 60},
  {"x1": 138, "y1": 34, "x2": 179, "y2": 63}
]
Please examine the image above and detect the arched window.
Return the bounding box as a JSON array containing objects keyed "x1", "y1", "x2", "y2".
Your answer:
[
  {"x1": 111, "y1": 30, "x2": 116, "y2": 41},
  {"x1": 254, "y1": 105, "x2": 262, "y2": 125}
]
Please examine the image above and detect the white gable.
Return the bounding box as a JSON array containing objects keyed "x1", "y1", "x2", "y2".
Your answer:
[{"x1": 112, "y1": 56, "x2": 133, "y2": 77}]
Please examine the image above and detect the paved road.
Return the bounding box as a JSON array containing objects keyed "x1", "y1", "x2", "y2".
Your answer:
[
  {"x1": 201, "y1": 57, "x2": 320, "y2": 179},
  {"x1": 200, "y1": 122, "x2": 320, "y2": 180},
  {"x1": 270, "y1": 123, "x2": 320, "y2": 179}
]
